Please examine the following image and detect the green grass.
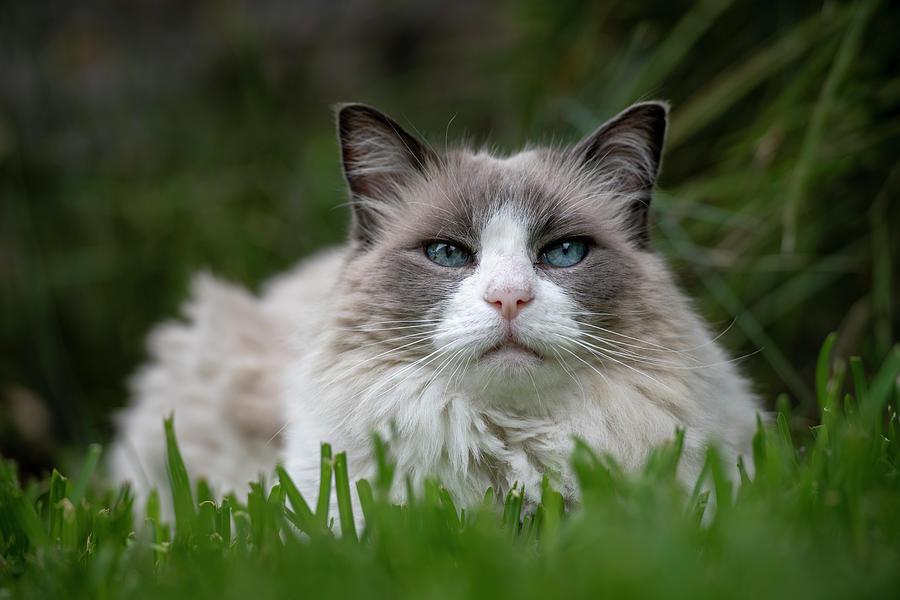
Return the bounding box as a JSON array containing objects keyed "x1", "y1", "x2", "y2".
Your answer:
[{"x1": 2, "y1": 337, "x2": 899, "y2": 599}]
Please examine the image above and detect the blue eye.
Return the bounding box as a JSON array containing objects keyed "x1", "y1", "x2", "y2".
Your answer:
[
  {"x1": 541, "y1": 239, "x2": 588, "y2": 267},
  {"x1": 424, "y1": 242, "x2": 473, "y2": 267}
]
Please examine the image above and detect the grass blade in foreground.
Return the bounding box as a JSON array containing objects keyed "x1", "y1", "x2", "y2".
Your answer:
[
  {"x1": 333, "y1": 452, "x2": 357, "y2": 541},
  {"x1": 277, "y1": 465, "x2": 317, "y2": 535},
  {"x1": 316, "y1": 442, "x2": 333, "y2": 530},
  {"x1": 164, "y1": 414, "x2": 196, "y2": 542}
]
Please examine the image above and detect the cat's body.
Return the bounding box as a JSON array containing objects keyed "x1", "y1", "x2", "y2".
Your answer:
[{"x1": 111, "y1": 102, "x2": 759, "y2": 520}]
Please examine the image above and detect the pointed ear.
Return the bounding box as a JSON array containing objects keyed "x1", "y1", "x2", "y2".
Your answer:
[
  {"x1": 337, "y1": 104, "x2": 437, "y2": 245},
  {"x1": 571, "y1": 101, "x2": 668, "y2": 246}
]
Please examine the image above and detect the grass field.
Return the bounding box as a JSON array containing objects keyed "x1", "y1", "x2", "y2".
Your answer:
[{"x1": 2, "y1": 337, "x2": 899, "y2": 598}]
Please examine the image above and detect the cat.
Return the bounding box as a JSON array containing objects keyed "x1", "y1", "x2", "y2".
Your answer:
[{"x1": 110, "y1": 101, "x2": 760, "y2": 523}]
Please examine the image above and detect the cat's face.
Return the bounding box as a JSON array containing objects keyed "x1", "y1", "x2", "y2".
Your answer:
[{"x1": 333, "y1": 103, "x2": 668, "y2": 395}]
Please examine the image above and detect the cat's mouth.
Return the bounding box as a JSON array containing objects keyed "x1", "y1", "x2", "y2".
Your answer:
[{"x1": 481, "y1": 340, "x2": 543, "y2": 366}]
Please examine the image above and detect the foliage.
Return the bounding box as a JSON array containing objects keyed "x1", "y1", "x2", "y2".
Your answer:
[{"x1": 1, "y1": 338, "x2": 899, "y2": 599}]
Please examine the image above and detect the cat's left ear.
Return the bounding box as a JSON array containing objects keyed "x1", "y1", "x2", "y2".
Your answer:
[{"x1": 571, "y1": 101, "x2": 668, "y2": 246}]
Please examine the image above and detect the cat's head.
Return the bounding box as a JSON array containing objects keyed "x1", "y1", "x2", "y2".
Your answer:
[{"x1": 332, "y1": 102, "x2": 671, "y2": 395}]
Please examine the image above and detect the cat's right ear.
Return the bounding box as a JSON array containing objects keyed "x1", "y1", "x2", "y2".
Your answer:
[{"x1": 337, "y1": 104, "x2": 437, "y2": 246}]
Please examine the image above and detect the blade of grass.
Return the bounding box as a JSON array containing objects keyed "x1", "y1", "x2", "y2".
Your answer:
[
  {"x1": 356, "y1": 479, "x2": 376, "y2": 527},
  {"x1": 776, "y1": 394, "x2": 792, "y2": 425},
  {"x1": 482, "y1": 486, "x2": 494, "y2": 508},
  {"x1": 776, "y1": 412, "x2": 797, "y2": 466},
  {"x1": 9, "y1": 492, "x2": 49, "y2": 550},
  {"x1": 316, "y1": 443, "x2": 333, "y2": 530},
  {"x1": 58, "y1": 498, "x2": 77, "y2": 549},
  {"x1": 707, "y1": 447, "x2": 732, "y2": 524},
  {"x1": 371, "y1": 433, "x2": 395, "y2": 497},
  {"x1": 737, "y1": 456, "x2": 751, "y2": 486},
  {"x1": 438, "y1": 486, "x2": 461, "y2": 532},
  {"x1": 860, "y1": 345, "x2": 900, "y2": 427},
  {"x1": 539, "y1": 475, "x2": 563, "y2": 540},
  {"x1": 197, "y1": 501, "x2": 216, "y2": 537},
  {"x1": 68, "y1": 443, "x2": 101, "y2": 506},
  {"x1": 751, "y1": 414, "x2": 767, "y2": 476},
  {"x1": 196, "y1": 479, "x2": 213, "y2": 504},
  {"x1": 48, "y1": 469, "x2": 68, "y2": 540},
  {"x1": 692, "y1": 490, "x2": 711, "y2": 525},
  {"x1": 333, "y1": 452, "x2": 357, "y2": 542},
  {"x1": 163, "y1": 415, "x2": 196, "y2": 541},
  {"x1": 247, "y1": 482, "x2": 266, "y2": 549},
  {"x1": 850, "y1": 357, "x2": 869, "y2": 406},
  {"x1": 276, "y1": 465, "x2": 317, "y2": 535},
  {"x1": 145, "y1": 487, "x2": 160, "y2": 522},
  {"x1": 502, "y1": 482, "x2": 524, "y2": 535},
  {"x1": 216, "y1": 497, "x2": 231, "y2": 543},
  {"x1": 689, "y1": 450, "x2": 713, "y2": 518},
  {"x1": 816, "y1": 332, "x2": 837, "y2": 411}
]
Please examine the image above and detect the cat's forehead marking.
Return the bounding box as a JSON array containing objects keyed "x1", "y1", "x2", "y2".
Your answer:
[{"x1": 480, "y1": 210, "x2": 529, "y2": 257}]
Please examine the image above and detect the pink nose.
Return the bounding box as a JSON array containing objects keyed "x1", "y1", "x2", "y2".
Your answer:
[{"x1": 484, "y1": 287, "x2": 533, "y2": 321}]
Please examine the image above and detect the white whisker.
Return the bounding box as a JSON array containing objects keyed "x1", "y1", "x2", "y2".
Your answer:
[
  {"x1": 320, "y1": 336, "x2": 434, "y2": 389},
  {"x1": 565, "y1": 337, "x2": 673, "y2": 391},
  {"x1": 556, "y1": 345, "x2": 611, "y2": 387}
]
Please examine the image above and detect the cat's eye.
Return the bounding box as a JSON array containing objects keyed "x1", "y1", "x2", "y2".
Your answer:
[
  {"x1": 540, "y1": 239, "x2": 588, "y2": 268},
  {"x1": 424, "y1": 241, "x2": 473, "y2": 267}
]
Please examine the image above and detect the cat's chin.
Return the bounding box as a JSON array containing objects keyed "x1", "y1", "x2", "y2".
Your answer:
[{"x1": 480, "y1": 341, "x2": 543, "y2": 369}]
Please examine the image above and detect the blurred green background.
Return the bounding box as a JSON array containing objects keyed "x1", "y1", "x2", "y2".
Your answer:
[{"x1": 1, "y1": 0, "x2": 897, "y2": 473}]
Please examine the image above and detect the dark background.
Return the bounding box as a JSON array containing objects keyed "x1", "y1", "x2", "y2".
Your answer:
[{"x1": 2, "y1": 0, "x2": 898, "y2": 473}]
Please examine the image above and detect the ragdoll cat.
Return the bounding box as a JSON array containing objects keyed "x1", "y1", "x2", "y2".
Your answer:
[{"x1": 110, "y1": 101, "x2": 759, "y2": 521}]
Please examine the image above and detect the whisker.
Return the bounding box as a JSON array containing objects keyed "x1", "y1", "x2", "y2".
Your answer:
[
  {"x1": 337, "y1": 318, "x2": 441, "y2": 330},
  {"x1": 320, "y1": 336, "x2": 434, "y2": 389},
  {"x1": 578, "y1": 333, "x2": 754, "y2": 371},
  {"x1": 556, "y1": 345, "x2": 611, "y2": 387},
  {"x1": 356, "y1": 341, "x2": 466, "y2": 406},
  {"x1": 264, "y1": 421, "x2": 290, "y2": 448},
  {"x1": 688, "y1": 319, "x2": 738, "y2": 352},
  {"x1": 347, "y1": 331, "x2": 433, "y2": 352},
  {"x1": 549, "y1": 346, "x2": 588, "y2": 404},
  {"x1": 575, "y1": 321, "x2": 684, "y2": 353},
  {"x1": 526, "y1": 369, "x2": 543, "y2": 412},
  {"x1": 577, "y1": 333, "x2": 699, "y2": 367},
  {"x1": 566, "y1": 337, "x2": 673, "y2": 391},
  {"x1": 561, "y1": 309, "x2": 653, "y2": 318},
  {"x1": 335, "y1": 325, "x2": 436, "y2": 335},
  {"x1": 411, "y1": 346, "x2": 468, "y2": 405},
  {"x1": 442, "y1": 348, "x2": 472, "y2": 396}
]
